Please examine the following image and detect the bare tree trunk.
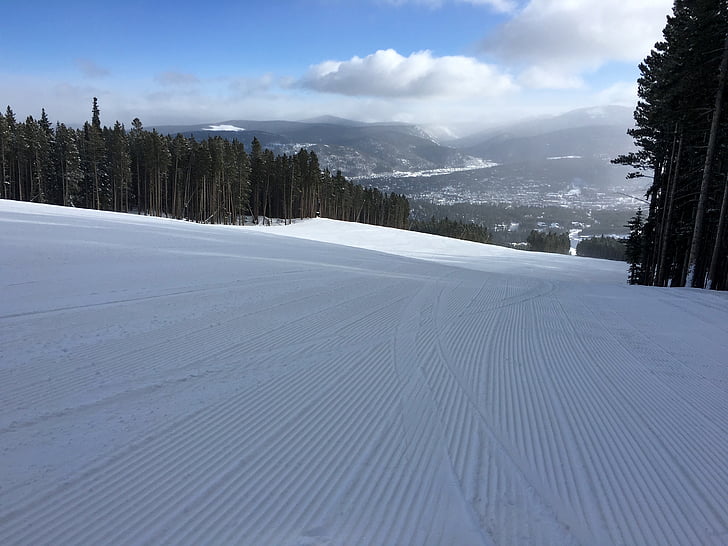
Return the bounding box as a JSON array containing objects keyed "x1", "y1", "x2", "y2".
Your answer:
[
  {"x1": 687, "y1": 31, "x2": 728, "y2": 288},
  {"x1": 657, "y1": 125, "x2": 683, "y2": 286},
  {"x1": 707, "y1": 171, "x2": 728, "y2": 289}
]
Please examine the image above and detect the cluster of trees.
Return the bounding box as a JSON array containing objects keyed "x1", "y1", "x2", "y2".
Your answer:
[
  {"x1": 409, "y1": 216, "x2": 491, "y2": 244},
  {"x1": 526, "y1": 230, "x2": 570, "y2": 254},
  {"x1": 0, "y1": 99, "x2": 409, "y2": 230},
  {"x1": 624, "y1": 209, "x2": 647, "y2": 284},
  {"x1": 576, "y1": 236, "x2": 626, "y2": 261},
  {"x1": 615, "y1": 0, "x2": 728, "y2": 290}
]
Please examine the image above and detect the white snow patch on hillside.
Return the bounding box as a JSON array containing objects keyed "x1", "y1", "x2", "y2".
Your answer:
[
  {"x1": 2, "y1": 200, "x2": 728, "y2": 545},
  {"x1": 352, "y1": 159, "x2": 497, "y2": 181},
  {"x1": 203, "y1": 124, "x2": 245, "y2": 131}
]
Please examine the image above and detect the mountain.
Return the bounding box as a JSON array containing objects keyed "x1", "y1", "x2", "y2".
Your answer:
[
  {"x1": 298, "y1": 115, "x2": 369, "y2": 127},
  {"x1": 449, "y1": 106, "x2": 635, "y2": 163},
  {"x1": 152, "y1": 118, "x2": 484, "y2": 178},
  {"x1": 379, "y1": 106, "x2": 643, "y2": 209},
  {"x1": 447, "y1": 106, "x2": 634, "y2": 147}
]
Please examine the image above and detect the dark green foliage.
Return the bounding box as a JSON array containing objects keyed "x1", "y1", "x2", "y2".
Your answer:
[
  {"x1": 409, "y1": 216, "x2": 491, "y2": 244},
  {"x1": 1, "y1": 100, "x2": 408, "y2": 231},
  {"x1": 21, "y1": 114, "x2": 53, "y2": 204},
  {"x1": 107, "y1": 121, "x2": 132, "y2": 212},
  {"x1": 526, "y1": 230, "x2": 570, "y2": 254},
  {"x1": 614, "y1": 0, "x2": 728, "y2": 289},
  {"x1": 624, "y1": 209, "x2": 647, "y2": 284},
  {"x1": 576, "y1": 236, "x2": 626, "y2": 261},
  {"x1": 54, "y1": 122, "x2": 83, "y2": 206},
  {"x1": 82, "y1": 98, "x2": 109, "y2": 209}
]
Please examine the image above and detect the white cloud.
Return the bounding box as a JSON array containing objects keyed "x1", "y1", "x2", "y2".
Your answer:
[
  {"x1": 518, "y1": 66, "x2": 583, "y2": 89},
  {"x1": 595, "y1": 81, "x2": 639, "y2": 107},
  {"x1": 383, "y1": 0, "x2": 517, "y2": 12},
  {"x1": 300, "y1": 49, "x2": 517, "y2": 98},
  {"x1": 481, "y1": 0, "x2": 672, "y2": 86}
]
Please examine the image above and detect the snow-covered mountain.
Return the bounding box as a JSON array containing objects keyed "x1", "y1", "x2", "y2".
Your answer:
[
  {"x1": 447, "y1": 105, "x2": 635, "y2": 150},
  {"x1": 445, "y1": 106, "x2": 635, "y2": 174},
  {"x1": 2, "y1": 200, "x2": 727, "y2": 545}
]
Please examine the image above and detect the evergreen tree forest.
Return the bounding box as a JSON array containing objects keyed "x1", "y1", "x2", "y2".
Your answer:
[
  {"x1": 615, "y1": 0, "x2": 728, "y2": 290},
  {"x1": 409, "y1": 216, "x2": 491, "y2": 244},
  {"x1": 0, "y1": 100, "x2": 409, "y2": 230},
  {"x1": 575, "y1": 236, "x2": 626, "y2": 262},
  {"x1": 526, "y1": 230, "x2": 570, "y2": 255}
]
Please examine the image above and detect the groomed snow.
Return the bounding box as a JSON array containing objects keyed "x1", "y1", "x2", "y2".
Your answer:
[{"x1": 1, "y1": 200, "x2": 727, "y2": 545}]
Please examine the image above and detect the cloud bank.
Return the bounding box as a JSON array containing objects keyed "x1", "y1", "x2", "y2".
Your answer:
[
  {"x1": 300, "y1": 49, "x2": 516, "y2": 98},
  {"x1": 481, "y1": 0, "x2": 672, "y2": 88}
]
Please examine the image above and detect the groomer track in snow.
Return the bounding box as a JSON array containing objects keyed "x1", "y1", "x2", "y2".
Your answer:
[{"x1": 2, "y1": 201, "x2": 727, "y2": 544}]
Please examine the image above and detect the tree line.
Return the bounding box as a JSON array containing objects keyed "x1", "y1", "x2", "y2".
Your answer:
[
  {"x1": 526, "y1": 230, "x2": 570, "y2": 254},
  {"x1": 0, "y1": 99, "x2": 409, "y2": 229},
  {"x1": 576, "y1": 236, "x2": 626, "y2": 261},
  {"x1": 615, "y1": 0, "x2": 728, "y2": 290},
  {"x1": 409, "y1": 216, "x2": 491, "y2": 244}
]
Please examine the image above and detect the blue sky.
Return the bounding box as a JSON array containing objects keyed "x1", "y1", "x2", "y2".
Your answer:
[{"x1": 1, "y1": 0, "x2": 673, "y2": 134}]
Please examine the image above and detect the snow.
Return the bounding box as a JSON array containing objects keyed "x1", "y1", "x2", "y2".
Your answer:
[
  {"x1": 2, "y1": 200, "x2": 728, "y2": 545},
  {"x1": 203, "y1": 124, "x2": 245, "y2": 132},
  {"x1": 351, "y1": 160, "x2": 497, "y2": 181}
]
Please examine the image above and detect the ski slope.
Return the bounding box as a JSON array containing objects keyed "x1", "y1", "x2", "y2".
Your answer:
[{"x1": 2, "y1": 200, "x2": 727, "y2": 545}]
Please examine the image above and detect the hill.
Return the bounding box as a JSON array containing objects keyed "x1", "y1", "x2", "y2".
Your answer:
[{"x1": 2, "y1": 201, "x2": 727, "y2": 544}]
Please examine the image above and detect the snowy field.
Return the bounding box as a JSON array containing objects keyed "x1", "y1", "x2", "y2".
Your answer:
[{"x1": 2, "y1": 200, "x2": 728, "y2": 545}]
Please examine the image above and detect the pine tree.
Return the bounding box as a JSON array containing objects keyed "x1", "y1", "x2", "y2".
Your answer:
[
  {"x1": 21, "y1": 115, "x2": 52, "y2": 204},
  {"x1": 107, "y1": 121, "x2": 132, "y2": 212},
  {"x1": 3, "y1": 107, "x2": 20, "y2": 200},
  {"x1": 625, "y1": 209, "x2": 646, "y2": 285},
  {"x1": 81, "y1": 98, "x2": 109, "y2": 209},
  {"x1": 129, "y1": 118, "x2": 145, "y2": 214},
  {"x1": 54, "y1": 122, "x2": 83, "y2": 206},
  {"x1": 686, "y1": 29, "x2": 728, "y2": 287},
  {"x1": 38, "y1": 109, "x2": 59, "y2": 204},
  {"x1": 615, "y1": 0, "x2": 728, "y2": 290},
  {"x1": 249, "y1": 137, "x2": 264, "y2": 223},
  {"x1": 0, "y1": 110, "x2": 9, "y2": 199}
]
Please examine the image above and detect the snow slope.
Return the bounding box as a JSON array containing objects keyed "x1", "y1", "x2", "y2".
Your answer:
[{"x1": 2, "y1": 200, "x2": 727, "y2": 545}]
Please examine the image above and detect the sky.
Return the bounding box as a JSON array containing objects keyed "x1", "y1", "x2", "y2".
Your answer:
[{"x1": 1, "y1": 0, "x2": 674, "y2": 134}]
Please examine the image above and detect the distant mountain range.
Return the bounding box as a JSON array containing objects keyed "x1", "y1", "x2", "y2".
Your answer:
[
  {"x1": 448, "y1": 105, "x2": 635, "y2": 164},
  {"x1": 153, "y1": 116, "x2": 484, "y2": 178},
  {"x1": 152, "y1": 105, "x2": 642, "y2": 208}
]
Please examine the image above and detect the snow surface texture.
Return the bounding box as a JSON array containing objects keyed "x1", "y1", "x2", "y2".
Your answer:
[{"x1": 2, "y1": 200, "x2": 728, "y2": 545}]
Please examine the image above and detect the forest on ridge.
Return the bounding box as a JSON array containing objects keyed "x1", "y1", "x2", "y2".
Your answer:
[{"x1": 0, "y1": 99, "x2": 410, "y2": 230}]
